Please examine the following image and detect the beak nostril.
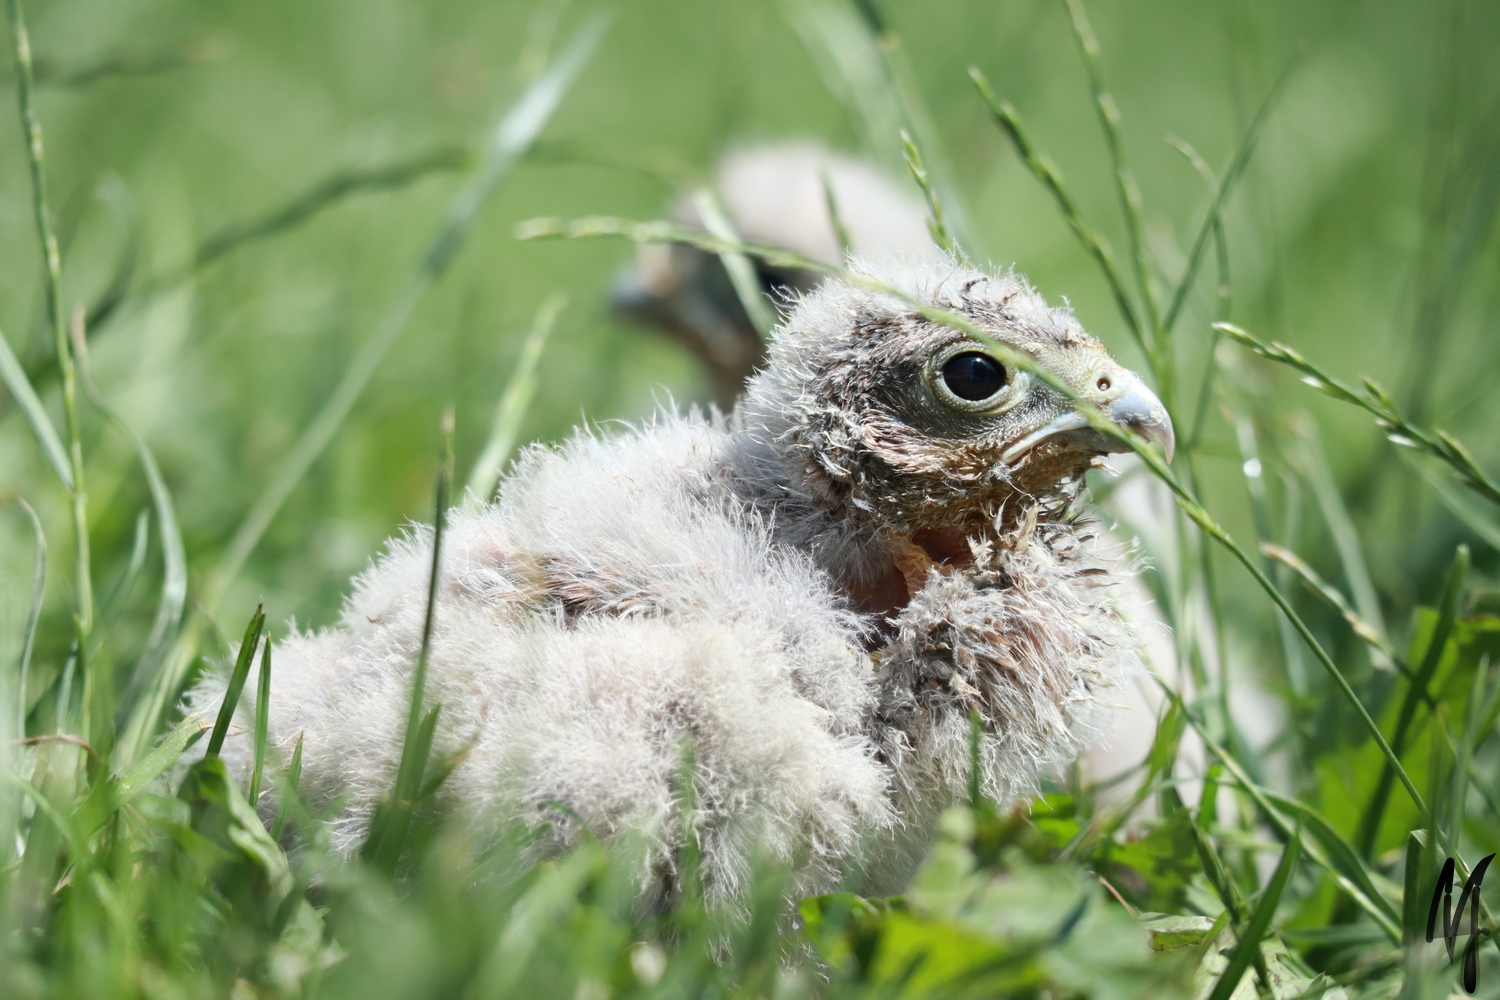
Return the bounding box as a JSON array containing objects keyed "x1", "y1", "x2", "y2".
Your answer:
[{"x1": 1097, "y1": 376, "x2": 1111, "y2": 392}]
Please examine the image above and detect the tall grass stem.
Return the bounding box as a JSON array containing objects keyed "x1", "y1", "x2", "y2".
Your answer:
[{"x1": 8, "y1": 0, "x2": 93, "y2": 736}]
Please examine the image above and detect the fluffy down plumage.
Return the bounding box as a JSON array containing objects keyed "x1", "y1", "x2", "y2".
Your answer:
[{"x1": 186, "y1": 256, "x2": 1157, "y2": 909}]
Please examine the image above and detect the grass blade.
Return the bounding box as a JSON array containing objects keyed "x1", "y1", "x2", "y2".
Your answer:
[
  {"x1": 901, "y1": 130, "x2": 959, "y2": 257},
  {"x1": 27, "y1": 33, "x2": 223, "y2": 89},
  {"x1": 69, "y1": 314, "x2": 188, "y2": 724},
  {"x1": 1260, "y1": 542, "x2": 1398, "y2": 663},
  {"x1": 5, "y1": 768, "x2": 88, "y2": 863},
  {"x1": 6, "y1": 498, "x2": 46, "y2": 739},
  {"x1": 1162, "y1": 66, "x2": 1291, "y2": 334},
  {"x1": 969, "y1": 68, "x2": 1149, "y2": 363},
  {"x1": 1264, "y1": 791, "x2": 1401, "y2": 928},
  {"x1": 1403, "y1": 449, "x2": 1500, "y2": 551},
  {"x1": 1220, "y1": 322, "x2": 1500, "y2": 507},
  {"x1": 1296, "y1": 424, "x2": 1390, "y2": 668},
  {"x1": 693, "y1": 190, "x2": 777, "y2": 339},
  {"x1": 466, "y1": 293, "x2": 567, "y2": 500},
  {"x1": 818, "y1": 166, "x2": 853, "y2": 259},
  {"x1": 780, "y1": 0, "x2": 978, "y2": 254},
  {"x1": 1165, "y1": 135, "x2": 1232, "y2": 451},
  {"x1": 248, "y1": 633, "x2": 271, "y2": 805},
  {"x1": 114, "y1": 710, "x2": 208, "y2": 805},
  {"x1": 0, "y1": 323, "x2": 72, "y2": 490},
  {"x1": 1403, "y1": 830, "x2": 1431, "y2": 945},
  {"x1": 1206, "y1": 832, "x2": 1299, "y2": 1000},
  {"x1": 95, "y1": 510, "x2": 149, "y2": 635},
  {"x1": 363, "y1": 409, "x2": 454, "y2": 873},
  {"x1": 8, "y1": 0, "x2": 94, "y2": 669},
  {"x1": 1062, "y1": 0, "x2": 1159, "y2": 339},
  {"x1": 1152, "y1": 670, "x2": 1402, "y2": 942},
  {"x1": 270, "y1": 733, "x2": 303, "y2": 841},
  {"x1": 781, "y1": 0, "x2": 901, "y2": 172},
  {"x1": 206, "y1": 604, "x2": 265, "y2": 758},
  {"x1": 88, "y1": 145, "x2": 470, "y2": 331},
  {"x1": 1356, "y1": 545, "x2": 1468, "y2": 857}
]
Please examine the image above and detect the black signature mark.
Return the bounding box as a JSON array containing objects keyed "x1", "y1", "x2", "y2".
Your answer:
[{"x1": 1428, "y1": 852, "x2": 1497, "y2": 994}]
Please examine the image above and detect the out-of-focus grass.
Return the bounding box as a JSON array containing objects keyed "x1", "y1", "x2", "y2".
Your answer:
[{"x1": 3, "y1": 0, "x2": 1500, "y2": 997}]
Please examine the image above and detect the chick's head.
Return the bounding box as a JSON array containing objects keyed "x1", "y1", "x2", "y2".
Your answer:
[{"x1": 741, "y1": 259, "x2": 1173, "y2": 553}]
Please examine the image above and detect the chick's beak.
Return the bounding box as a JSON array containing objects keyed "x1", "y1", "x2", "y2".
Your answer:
[
  {"x1": 998, "y1": 375, "x2": 1176, "y2": 466},
  {"x1": 1103, "y1": 377, "x2": 1175, "y2": 462}
]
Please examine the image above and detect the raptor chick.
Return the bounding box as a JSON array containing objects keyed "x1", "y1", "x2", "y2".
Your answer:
[{"x1": 189, "y1": 255, "x2": 1174, "y2": 909}]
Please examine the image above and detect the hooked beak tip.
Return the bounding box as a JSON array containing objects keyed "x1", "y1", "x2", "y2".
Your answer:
[{"x1": 1105, "y1": 380, "x2": 1175, "y2": 463}]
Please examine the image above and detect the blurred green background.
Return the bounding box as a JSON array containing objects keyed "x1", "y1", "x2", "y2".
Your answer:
[{"x1": 2, "y1": 0, "x2": 1498, "y2": 667}]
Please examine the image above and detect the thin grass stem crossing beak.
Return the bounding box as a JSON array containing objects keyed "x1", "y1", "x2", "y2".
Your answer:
[{"x1": 1000, "y1": 377, "x2": 1175, "y2": 465}]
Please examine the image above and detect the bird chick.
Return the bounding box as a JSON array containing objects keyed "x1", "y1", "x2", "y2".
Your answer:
[{"x1": 188, "y1": 256, "x2": 1173, "y2": 910}]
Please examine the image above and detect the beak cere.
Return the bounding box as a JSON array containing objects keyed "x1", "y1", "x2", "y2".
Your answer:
[
  {"x1": 1103, "y1": 379, "x2": 1175, "y2": 462},
  {"x1": 998, "y1": 376, "x2": 1176, "y2": 467}
]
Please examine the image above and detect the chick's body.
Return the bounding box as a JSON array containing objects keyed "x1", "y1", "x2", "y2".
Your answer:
[{"x1": 192, "y1": 257, "x2": 1169, "y2": 906}]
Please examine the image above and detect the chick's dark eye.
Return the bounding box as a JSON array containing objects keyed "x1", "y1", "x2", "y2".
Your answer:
[{"x1": 940, "y1": 352, "x2": 1007, "y2": 402}]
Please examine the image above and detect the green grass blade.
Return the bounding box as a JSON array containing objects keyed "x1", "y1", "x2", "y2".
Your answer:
[
  {"x1": 5, "y1": 768, "x2": 88, "y2": 864},
  {"x1": 1403, "y1": 449, "x2": 1500, "y2": 551},
  {"x1": 123, "y1": 420, "x2": 187, "y2": 673},
  {"x1": 363, "y1": 410, "x2": 454, "y2": 873},
  {"x1": 693, "y1": 190, "x2": 777, "y2": 339},
  {"x1": 1162, "y1": 66, "x2": 1290, "y2": 334},
  {"x1": 1187, "y1": 812, "x2": 1276, "y2": 991},
  {"x1": 248, "y1": 634, "x2": 271, "y2": 805},
  {"x1": 1062, "y1": 0, "x2": 1159, "y2": 340},
  {"x1": 206, "y1": 604, "x2": 265, "y2": 758},
  {"x1": 1449, "y1": 666, "x2": 1485, "y2": 855},
  {"x1": 1190, "y1": 818, "x2": 1241, "y2": 918},
  {"x1": 1152, "y1": 671, "x2": 1403, "y2": 942},
  {"x1": 781, "y1": 0, "x2": 978, "y2": 254},
  {"x1": 1221, "y1": 322, "x2": 1500, "y2": 507},
  {"x1": 900, "y1": 130, "x2": 959, "y2": 257},
  {"x1": 92, "y1": 145, "x2": 470, "y2": 331},
  {"x1": 69, "y1": 326, "x2": 188, "y2": 725},
  {"x1": 270, "y1": 733, "x2": 303, "y2": 841},
  {"x1": 1356, "y1": 545, "x2": 1467, "y2": 858},
  {"x1": 420, "y1": 12, "x2": 610, "y2": 276},
  {"x1": 29, "y1": 34, "x2": 222, "y2": 88},
  {"x1": 114, "y1": 710, "x2": 208, "y2": 805},
  {"x1": 1260, "y1": 542, "x2": 1398, "y2": 663},
  {"x1": 368, "y1": 702, "x2": 443, "y2": 873},
  {"x1": 1164, "y1": 135, "x2": 1234, "y2": 453},
  {"x1": 1296, "y1": 426, "x2": 1391, "y2": 668},
  {"x1": 95, "y1": 510, "x2": 149, "y2": 635},
  {"x1": 1264, "y1": 791, "x2": 1401, "y2": 928},
  {"x1": 466, "y1": 293, "x2": 567, "y2": 500},
  {"x1": 819, "y1": 166, "x2": 853, "y2": 259},
  {"x1": 1403, "y1": 830, "x2": 1430, "y2": 945},
  {"x1": 0, "y1": 323, "x2": 73, "y2": 490},
  {"x1": 6, "y1": 498, "x2": 46, "y2": 739},
  {"x1": 9, "y1": 0, "x2": 94, "y2": 679},
  {"x1": 781, "y1": 0, "x2": 903, "y2": 174},
  {"x1": 969, "y1": 68, "x2": 1149, "y2": 363},
  {"x1": 1206, "y1": 831, "x2": 1300, "y2": 1000}
]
